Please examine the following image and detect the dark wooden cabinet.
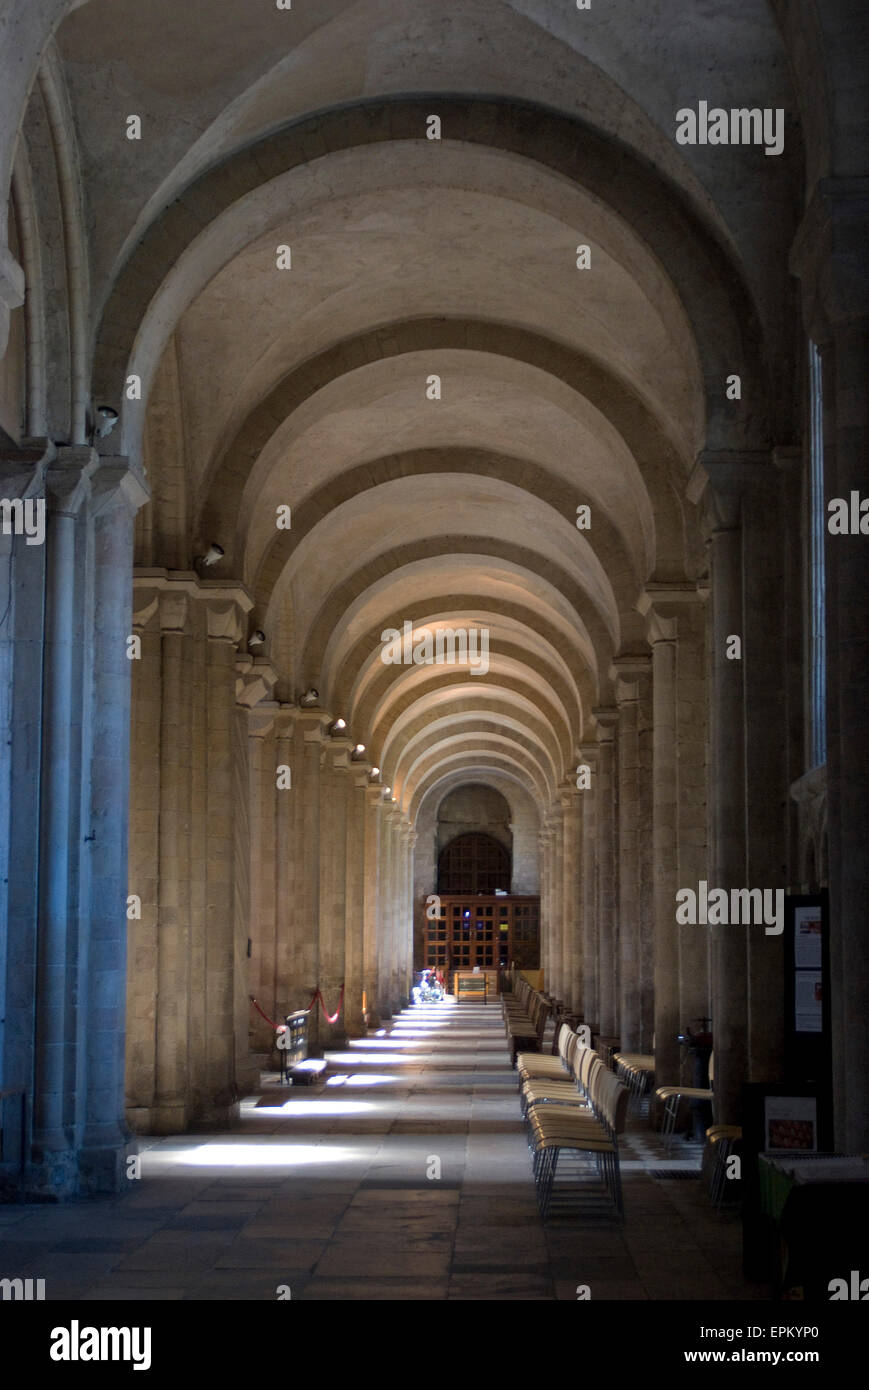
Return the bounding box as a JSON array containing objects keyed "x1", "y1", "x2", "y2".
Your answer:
[{"x1": 423, "y1": 894, "x2": 540, "y2": 974}]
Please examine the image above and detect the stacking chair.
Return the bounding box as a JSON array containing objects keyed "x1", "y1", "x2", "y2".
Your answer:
[
  {"x1": 516, "y1": 1023, "x2": 574, "y2": 1082},
  {"x1": 706, "y1": 1123, "x2": 742, "y2": 1209},
  {"x1": 654, "y1": 1052, "x2": 715, "y2": 1153},
  {"x1": 614, "y1": 1052, "x2": 656, "y2": 1112},
  {"x1": 521, "y1": 1047, "x2": 602, "y2": 1121},
  {"x1": 528, "y1": 1067, "x2": 630, "y2": 1220}
]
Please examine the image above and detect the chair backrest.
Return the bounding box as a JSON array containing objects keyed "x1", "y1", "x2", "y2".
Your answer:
[
  {"x1": 609, "y1": 1078, "x2": 630, "y2": 1136},
  {"x1": 587, "y1": 1055, "x2": 605, "y2": 1107},
  {"x1": 575, "y1": 1045, "x2": 594, "y2": 1092},
  {"x1": 708, "y1": 1050, "x2": 714, "y2": 1086},
  {"x1": 564, "y1": 1033, "x2": 581, "y2": 1075}
]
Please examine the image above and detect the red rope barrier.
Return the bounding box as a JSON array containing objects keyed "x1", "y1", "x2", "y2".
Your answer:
[
  {"x1": 252, "y1": 988, "x2": 344, "y2": 1029},
  {"x1": 249, "y1": 996, "x2": 281, "y2": 1030},
  {"x1": 312, "y1": 985, "x2": 345, "y2": 1024}
]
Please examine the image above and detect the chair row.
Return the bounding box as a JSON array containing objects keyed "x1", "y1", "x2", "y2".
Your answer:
[
  {"x1": 516, "y1": 1025, "x2": 629, "y2": 1220},
  {"x1": 613, "y1": 1050, "x2": 656, "y2": 1113},
  {"x1": 501, "y1": 974, "x2": 550, "y2": 1066}
]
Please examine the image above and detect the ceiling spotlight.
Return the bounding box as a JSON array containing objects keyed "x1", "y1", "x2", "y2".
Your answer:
[
  {"x1": 351, "y1": 743, "x2": 366, "y2": 761},
  {"x1": 95, "y1": 405, "x2": 119, "y2": 439},
  {"x1": 300, "y1": 688, "x2": 320, "y2": 708},
  {"x1": 248, "y1": 629, "x2": 266, "y2": 649},
  {"x1": 383, "y1": 786, "x2": 391, "y2": 796},
  {"x1": 195, "y1": 543, "x2": 224, "y2": 568},
  {"x1": 330, "y1": 717, "x2": 347, "y2": 734},
  {"x1": 369, "y1": 766, "x2": 380, "y2": 778}
]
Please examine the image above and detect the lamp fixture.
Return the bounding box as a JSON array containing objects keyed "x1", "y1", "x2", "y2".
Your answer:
[
  {"x1": 94, "y1": 405, "x2": 119, "y2": 439},
  {"x1": 195, "y1": 543, "x2": 224, "y2": 568},
  {"x1": 248, "y1": 629, "x2": 266, "y2": 649},
  {"x1": 330, "y1": 717, "x2": 347, "y2": 734},
  {"x1": 300, "y1": 688, "x2": 320, "y2": 708}
]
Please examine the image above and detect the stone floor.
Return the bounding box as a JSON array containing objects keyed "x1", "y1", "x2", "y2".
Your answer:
[{"x1": 0, "y1": 1001, "x2": 770, "y2": 1300}]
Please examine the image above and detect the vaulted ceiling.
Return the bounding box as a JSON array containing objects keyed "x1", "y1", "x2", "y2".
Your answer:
[{"x1": 43, "y1": 0, "x2": 806, "y2": 825}]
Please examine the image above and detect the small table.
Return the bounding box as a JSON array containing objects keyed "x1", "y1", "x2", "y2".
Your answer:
[{"x1": 453, "y1": 971, "x2": 490, "y2": 1003}]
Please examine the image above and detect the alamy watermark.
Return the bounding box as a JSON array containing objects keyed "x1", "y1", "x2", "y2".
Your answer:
[
  {"x1": 380, "y1": 620, "x2": 489, "y2": 676},
  {"x1": 0, "y1": 497, "x2": 45, "y2": 546},
  {"x1": 676, "y1": 882, "x2": 784, "y2": 935},
  {"x1": 675, "y1": 102, "x2": 784, "y2": 156}
]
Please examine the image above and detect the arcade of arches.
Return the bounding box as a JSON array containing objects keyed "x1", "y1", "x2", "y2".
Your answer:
[{"x1": 0, "y1": 0, "x2": 867, "y2": 1221}]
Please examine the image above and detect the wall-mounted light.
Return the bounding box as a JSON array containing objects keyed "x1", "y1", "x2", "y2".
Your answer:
[
  {"x1": 300, "y1": 688, "x2": 320, "y2": 708},
  {"x1": 329, "y1": 717, "x2": 347, "y2": 734},
  {"x1": 94, "y1": 405, "x2": 119, "y2": 440},
  {"x1": 248, "y1": 629, "x2": 266, "y2": 650},
  {"x1": 369, "y1": 766, "x2": 380, "y2": 779},
  {"x1": 195, "y1": 543, "x2": 224, "y2": 568},
  {"x1": 351, "y1": 743, "x2": 366, "y2": 760}
]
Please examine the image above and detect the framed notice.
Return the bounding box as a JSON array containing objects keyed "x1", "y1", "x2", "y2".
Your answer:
[
  {"x1": 783, "y1": 891, "x2": 831, "y2": 1083},
  {"x1": 764, "y1": 1094, "x2": 818, "y2": 1153},
  {"x1": 794, "y1": 905, "x2": 822, "y2": 969},
  {"x1": 794, "y1": 970, "x2": 823, "y2": 1033}
]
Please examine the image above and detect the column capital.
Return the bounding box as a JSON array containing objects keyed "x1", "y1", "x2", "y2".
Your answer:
[
  {"x1": 326, "y1": 736, "x2": 354, "y2": 772},
  {"x1": 638, "y1": 584, "x2": 702, "y2": 643},
  {"x1": 46, "y1": 446, "x2": 98, "y2": 516},
  {"x1": 295, "y1": 708, "x2": 330, "y2": 743},
  {"x1": 592, "y1": 706, "x2": 618, "y2": 743},
  {"x1": 610, "y1": 653, "x2": 651, "y2": 702},
  {"x1": 687, "y1": 449, "x2": 771, "y2": 531},
  {"x1": 790, "y1": 177, "x2": 869, "y2": 337},
  {"x1": 202, "y1": 583, "x2": 253, "y2": 645},
  {"x1": 90, "y1": 454, "x2": 149, "y2": 519},
  {"x1": 248, "y1": 704, "x2": 280, "y2": 739},
  {"x1": 0, "y1": 242, "x2": 24, "y2": 359},
  {"x1": 235, "y1": 656, "x2": 278, "y2": 709}
]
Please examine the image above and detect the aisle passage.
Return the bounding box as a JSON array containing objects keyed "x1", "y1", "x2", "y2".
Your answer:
[{"x1": 0, "y1": 1003, "x2": 767, "y2": 1300}]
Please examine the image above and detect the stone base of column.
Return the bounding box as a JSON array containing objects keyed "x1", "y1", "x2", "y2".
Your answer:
[
  {"x1": 190, "y1": 1099, "x2": 241, "y2": 1129},
  {"x1": 24, "y1": 1148, "x2": 79, "y2": 1201},
  {"x1": 76, "y1": 1141, "x2": 139, "y2": 1197},
  {"x1": 145, "y1": 1103, "x2": 190, "y2": 1134},
  {"x1": 19, "y1": 1140, "x2": 135, "y2": 1200}
]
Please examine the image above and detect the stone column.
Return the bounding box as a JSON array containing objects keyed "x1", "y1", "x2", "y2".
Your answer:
[
  {"x1": 398, "y1": 821, "x2": 415, "y2": 1007},
  {"x1": 699, "y1": 470, "x2": 749, "y2": 1125},
  {"x1": 791, "y1": 185, "x2": 869, "y2": 1149},
  {"x1": 273, "y1": 708, "x2": 296, "y2": 1016},
  {"x1": 317, "y1": 736, "x2": 351, "y2": 1048},
  {"x1": 362, "y1": 785, "x2": 383, "y2": 1027},
  {"x1": 343, "y1": 765, "x2": 370, "y2": 1038},
  {"x1": 640, "y1": 602, "x2": 682, "y2": 1092},
  {"x1": 546, "y1": 806, "x2": 564, "y2": 1000},
  {"x1": 202, "y1": 592, "x2": 248, "y2": 1121},
  {"x1": 296, "y1": 711, "x2": 327, "y2": 1051},
  {"x1": 560, "y1": 789, "x2": 581, "y2": 1013},
  {"x1": 234, "y1": 664, "x2": 277, "y2": 1080},
  {"x1": 378, "y1": 800, "x2": 397, "y2": 1018},
  {"x1": 31, "y1": 449, "x2": 95, "y2": 1189},
  {"x1": 79, "y1": 460, "x2": 147, "y2": 1189},
  {"x1": 147, "y1": 584, "x2": 194, "y2": 1132},
  {"x1": 593, "y1": 711, "x2": 618, "y2": 1037},
  {"x1": 612, "y1": 659, "x2": 650, "y2": 1053},
  {"x1": 579, "y1": 746, "x2": 599, "y2": 1028},
  {"x1": 538, "y1": 827, "x2": 550, "y2": 987},
  {"x1": 0, "y1": 444, "x2": 50, "y2": 1184},
  {"x1": 247, "y1": 707, "x2": 276, "y2": 1053}
]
